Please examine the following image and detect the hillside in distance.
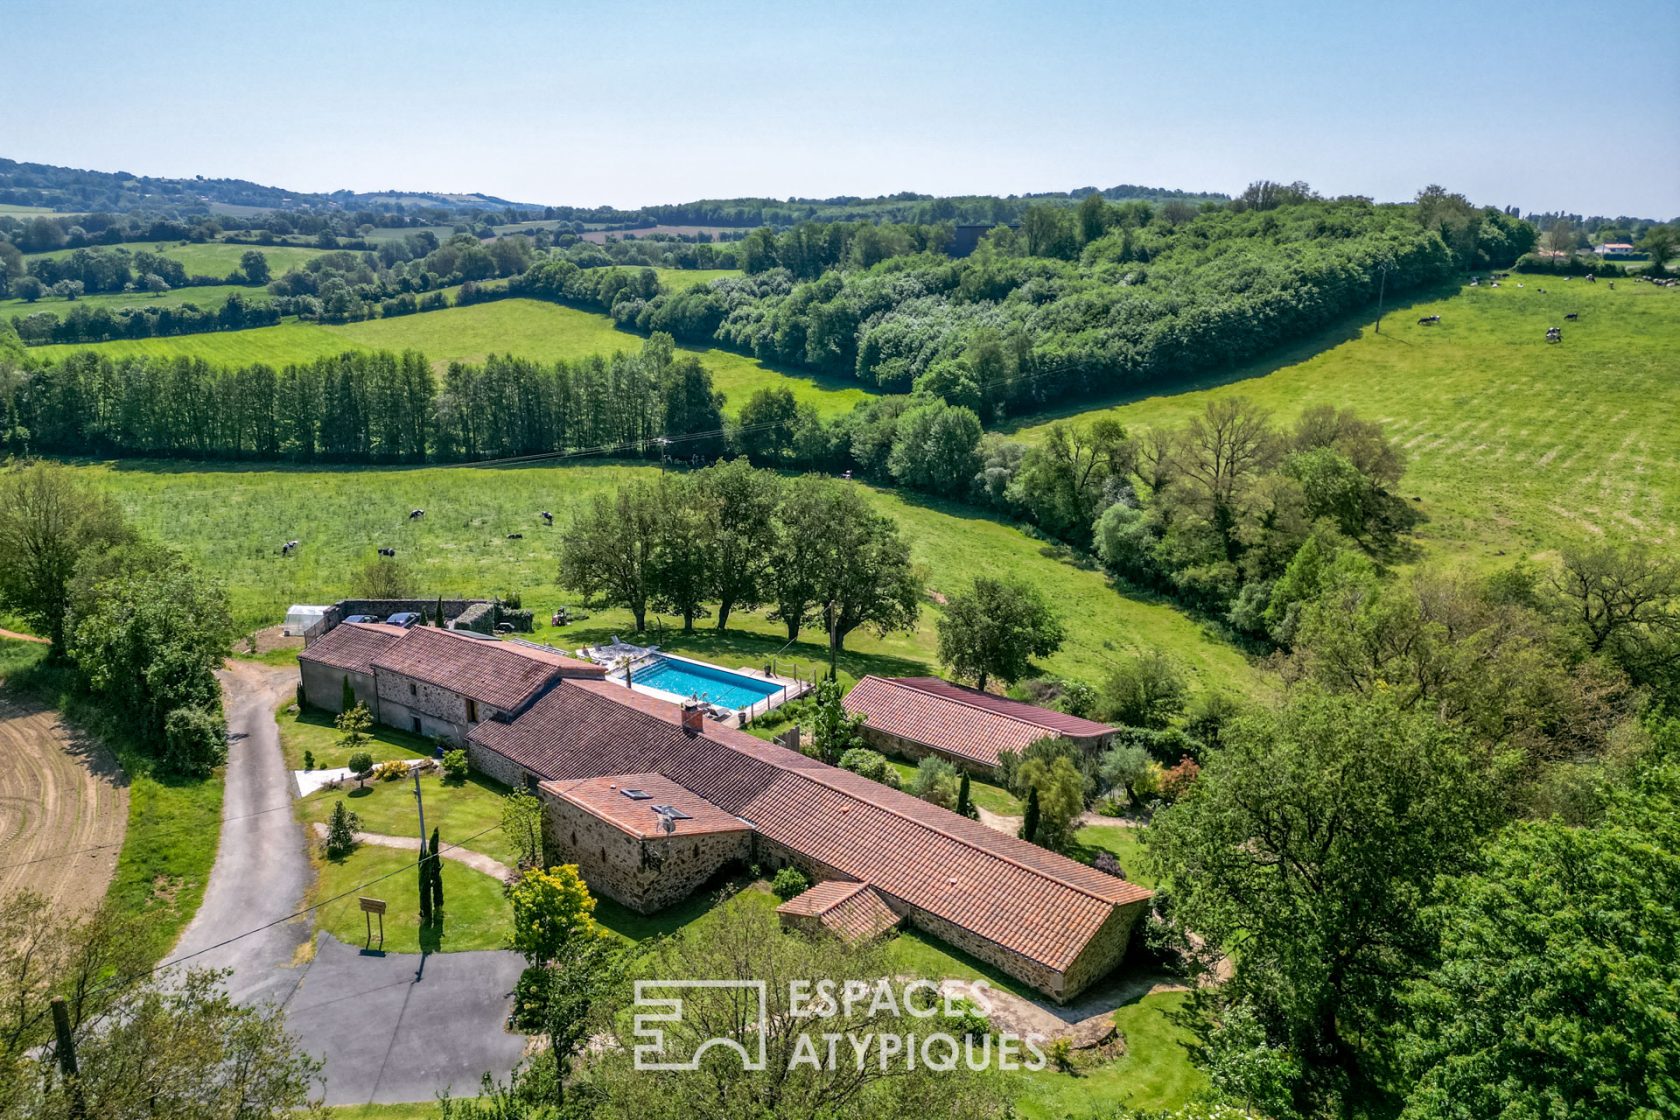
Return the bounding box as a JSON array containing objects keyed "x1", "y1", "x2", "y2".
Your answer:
[{"x1": 0, "y1": 156, "x2": 541, "y2": 216}]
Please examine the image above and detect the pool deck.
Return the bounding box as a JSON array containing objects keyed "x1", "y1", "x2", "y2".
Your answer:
[{"x1": 576, "y1": 648, "x2": 809, "y2": 728}]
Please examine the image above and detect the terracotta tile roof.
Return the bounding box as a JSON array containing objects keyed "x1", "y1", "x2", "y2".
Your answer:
[
  {"x1": 298, "y1": 622, "x2": 405, "y2": 675},
  {"x1": 542, "y1": 772, "x2": 752, "y2": 839},
  {"x1": 370, "y1": 626, "x2": 600, "y2": 712},
  {"x1": 471, "y1": 678, "x2": 1150, "y2": 973},
  {"x1": 843, "y1": 676, "x2": 1116, "y2": 769},
  {"x1": 776, "y1": 880, "x2": 902, "y2": 942}
]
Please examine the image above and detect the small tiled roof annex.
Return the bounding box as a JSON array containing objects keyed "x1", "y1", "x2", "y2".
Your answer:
[
  {"x1": 541, "y1": 772, "x2": 752, "y2": 839},
  {"x1": 297, "y1": 622, "x2": 406, "y2": 675},
  {"x1": 776, "y1": 880, "x2": 902, "y2": 942},
  {"x1": 843, "y1": 675, "x2": 1116, "y2": 769},
  {"x1": 369, "y1": 626, "x2": 602, "y2": 713},
  {"x1": 471, "y1": 678, "x2": 1150, "y2": 973}
]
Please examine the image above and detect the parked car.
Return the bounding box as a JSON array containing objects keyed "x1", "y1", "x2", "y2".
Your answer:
[
  {"x1": 342, "y1": 614, "x2": 378, "y2": 624},
  {"x1": 385, "y1": 611, "x2": 423, "y2": 628}
]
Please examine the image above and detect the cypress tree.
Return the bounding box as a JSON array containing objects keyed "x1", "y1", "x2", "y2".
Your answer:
[
  {"x1": 957, "y1": 772, "x2": 974, "y2": 820},
  {"x1": 340, "y1": 674, "x2": 356, "y2": 713},
  {"x1": 1021, "y1": 787, "x2": 1041, "y2": 844},
  {"x1": 434, "y1": 595, "x2": 445, "y2": 627}
]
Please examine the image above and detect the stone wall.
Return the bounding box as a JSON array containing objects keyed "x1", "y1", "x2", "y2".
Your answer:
[
  {"x1": 859, "y1": 727, "x2": 1001, "y2": 777},
  {"x1": 544, "y1": 799, "x2": 751, "y2": 914},
  {"x1": 1060, "y1": 898, "x2": 1148, "y2": 999},
  {"x1": 371, "y1": 668, "x2": 508, "y2": 744},
  {"x1": 300, "y1": 662, "x2": 377, "y2": 717},
  {"x1": 466, "y1": 740, "x2": 536, "y2": 791}
]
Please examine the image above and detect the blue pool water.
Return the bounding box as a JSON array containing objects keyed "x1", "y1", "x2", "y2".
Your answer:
[{"x1": 628, "y1": 656, "x2": 782, "y2": 711}]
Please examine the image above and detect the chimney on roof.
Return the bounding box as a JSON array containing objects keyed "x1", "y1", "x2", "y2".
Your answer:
[{"x1": 681, "y1": 700, "x2": 705, "y2": 735}]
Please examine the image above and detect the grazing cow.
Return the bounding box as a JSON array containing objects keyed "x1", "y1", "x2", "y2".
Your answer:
[
  {"x1": 1546, "y1": 327, "x2": 1563, "y2": 344},
  {"x1": 378, "y1": 547, "x2": 397, "y2": 558},
  {"x1": 1538, "y1": 287, "x2": 1548, "y2": 294},
  {"x1": 280, "y1": 539, "x2": 299, "y2": 556},
  {"x1": 1418, "y1": 315, "x2": 1441, "y2": 325},
  {"x1": 1609, "y1": 281, "x2": 1615, "y2": 289},
  {"x1": 540, "y1": 510, "x2": 553, "y2": 525},
  {"x1": 507, "y1": 533, "x2": 524, "y2": 540},
  {"x1": 1565, "y1": 312, "x2": 1579, "y2": 321},
  {"x1": 408, "y1": 509, "x2": 425, "y2": 520},
  {"x1": 1586, "y1": 274, "x2": 1596, "y2": 283}
]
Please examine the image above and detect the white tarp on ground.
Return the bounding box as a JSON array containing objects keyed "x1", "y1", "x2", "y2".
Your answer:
[{"x1": 283, "y1": 605, "x2": 330, "y2": 637}]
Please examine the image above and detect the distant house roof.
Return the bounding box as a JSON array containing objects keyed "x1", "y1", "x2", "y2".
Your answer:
[
  {"x1": 776, "y1": 880, "x2": 902, "y2": 942},
  {"x1": 843, "y1": 676, "x2": 1116, "y2": 769},
  {"x1": 1600, "y1": 242, "x2": 1635, "y2": 252},
  {"x1": 542, "y1": 772, "x2": 751, "y2": 839},
  {"x1": 369, "y1": 626, "x2": 602, "y2": 712},
  {"x1": 471, "y1": 679, "x2": 1148, "y2": 974},
  {"x1": 298, "y1": 621, "x2": 405, "y2": 675}
]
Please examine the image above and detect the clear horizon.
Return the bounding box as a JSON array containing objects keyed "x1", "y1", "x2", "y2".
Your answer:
[{"x1": 7, "y1": 0, "x2": 1679, "y2": 219}]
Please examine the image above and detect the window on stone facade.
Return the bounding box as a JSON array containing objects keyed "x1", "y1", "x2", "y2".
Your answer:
[
  {"x1": 465, "y1": 698, "x2": 478, "y2": 723},
  {"x1": 599, "y1": 848, "x2": 606, "y2": 862},
  {"x1": 409, "y1": 682, "x2": 417, "y2": 696},
  {"x1": 570, "y1": 832, "x2": 577, "y2": 846}
]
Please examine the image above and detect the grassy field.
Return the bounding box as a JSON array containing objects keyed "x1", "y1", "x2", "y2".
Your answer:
[
  {"x1": 1011, "y1": 990, "x2": 1206, "y2": 1118},
  {"x1": 73, "y1": 459, "x2": 1261, "y2": 697},
  {"x1": 1, "y1": 281, "x2": 270, "y2": 318},
  {"x1": 301, "y1": 769, "x2": 520, "y2": 866},
  {"x1": 1011, "y1": 280, "x2": 1680, "y2": 567},
  {"x1": 34, "y1": 297, "x2": 872, "y2": 417},
  {"x1": 647, "y1": 266, "x2": 740, "y2": 290},
  {"x1": 27, "y1": 240, "x2": 332, "y2": 275}
]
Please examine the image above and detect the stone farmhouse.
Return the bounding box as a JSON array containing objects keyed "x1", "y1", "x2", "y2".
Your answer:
[
  {"x1": 298, "y1": 623, "x2": 1151, "y2": 1002},
  {"x1": 843, "y1": 675, "x2": 1118, "y2": 774}
]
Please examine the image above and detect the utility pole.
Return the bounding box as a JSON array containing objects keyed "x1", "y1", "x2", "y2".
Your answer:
[
  {"x1": 1374, "y1": 260, "x2": 1393, "y2": 334},
  {"x1": 51, "y1": 997, "x2": 86, "y2": 1120},
  {"x1": 413, "y1": 767, "x2": 430, "y2": 923}
]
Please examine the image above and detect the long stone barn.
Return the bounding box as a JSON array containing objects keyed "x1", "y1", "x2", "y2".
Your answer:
[{"x1": 299, "y1": 622, "x2": 1151, "y2": 1002}]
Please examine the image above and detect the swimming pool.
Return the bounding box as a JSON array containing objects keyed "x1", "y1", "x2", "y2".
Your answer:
[{"x1": 624, "y1": 655, "x2": 783, "y2": 712}]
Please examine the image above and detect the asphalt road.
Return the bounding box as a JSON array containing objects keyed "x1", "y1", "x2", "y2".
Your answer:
[{"x1": 167, "y1": 661, "x2": 526, "y2": 1105}]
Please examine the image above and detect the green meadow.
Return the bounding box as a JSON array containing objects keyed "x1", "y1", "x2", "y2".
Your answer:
[
  {"x1": 78, "y1": 459, "x2": 1259, "y2": 697},
  {"x1": 34, "y1": 297, "x2": 872, "y2": 417},
  {"x1": 1012, "y1": 280, "x2": 1680, "y2": 566},
  {"x1": 1, "y1": 281, "x2": 270, "y2": 318},
  {"x1": 27, "y1": 239, "x2": 333, "y2": 275}
]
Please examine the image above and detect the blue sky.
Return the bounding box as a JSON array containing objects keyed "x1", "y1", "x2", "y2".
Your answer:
[{"x1": 7, "y1": 0, "x2": 1677, "y2": 216}]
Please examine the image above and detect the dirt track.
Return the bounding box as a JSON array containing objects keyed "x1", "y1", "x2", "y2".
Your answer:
[{"x1": 0, "y1": 693, "x2": 128, "y2": 913}]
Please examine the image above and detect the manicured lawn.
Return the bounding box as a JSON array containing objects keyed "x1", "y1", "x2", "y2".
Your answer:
[
  {"x1": 321, "y1": 1105, "x2": 440, "y2": 1120},
  {"x1": 1011, "y1": 280, "x2": 1680, "y2": 568},
  {"x1": 311, "y1": 844, "x2": 509, "y2": 954},
  {"x1": 1070, "y1": 823, "x2": 1153, "y2": 887},
  {"x1": 277, "y1": 699, "x2": 434, "y2": 771},
  {"x1": 595, "y1": 878, "x2": 778, "y2": 945},
  {"x1": 885, "y1": 758, "x2": 1022, "y2": 815},
  {"x1": 1010, "y1": 990, "x2": 1207, "y2": 1118},
  {"x1": 74, "y1": 460, "x2": 1261, "y2": 699},
  {"x1": 300, "y1": 769, "x2": 519, "y2": 866}
]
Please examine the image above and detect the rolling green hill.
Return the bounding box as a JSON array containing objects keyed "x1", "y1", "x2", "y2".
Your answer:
[
  {"x1": 74, "y1": 459, "x2": 1261, "y2": 697},
  {"x1": 1011, "y1": 280, "x2": 1680, "y2": 565},
  {"x1": 32, "y1": 297, "x2": 871, "y2": 417}
]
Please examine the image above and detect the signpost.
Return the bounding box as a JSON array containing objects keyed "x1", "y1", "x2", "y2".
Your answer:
[{"x1": 359, "y1": 896, "x2": 386, "y2": 948}]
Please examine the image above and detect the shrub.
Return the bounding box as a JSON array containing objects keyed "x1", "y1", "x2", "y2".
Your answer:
[
  {"x1": 909, "y1": 756, "x2": 962, "y2": 809},
  {"x1": 303, "y1": 749, "x2": 316, "y2": 771},
  {"x1": 1098, "y1": 650, "x2": 1187, "y2": 729},
  {"x1": 771, "y1": 866, "x2": 810, "y2": 901},
  {"x1": 940, "y1": 997, "x2": 991, "y2": 1040},
  {"x1": 1092, "y1": 850, "x2": 1127, "y2": 879},
  {"x1": 837, "y1": 747, "x2": 899, "y2": 788},
  {"x1": 441, "y1": 748, "x2": 469, "y2": 783},
  {"x1": 511, "y1": 965, "x2": 550, "y2": 1031},
  {"x1": 1158, "y1": 756, "x2": 1201, "y2": 802},
  {"x1": 162, "y1": 706, "x2": 227, "y2": 777},
  {"x1": 324, "y1": 800, "x2": 360, "y2": 859},
  {"x1": 1047, "y1": 1036, "x2": 1077, "y2": 1073},
  {"x1": 374, "y1": 759, "x2": 408, "y2": 782}
]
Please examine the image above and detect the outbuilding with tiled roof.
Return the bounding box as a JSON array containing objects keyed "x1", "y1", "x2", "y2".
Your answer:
[
  {"x1": 776, "y1": 880, "x2": 902, "y2": 943},
  {"x1": 842, "y1": 675, "x2": 1117, "y2": 773}
]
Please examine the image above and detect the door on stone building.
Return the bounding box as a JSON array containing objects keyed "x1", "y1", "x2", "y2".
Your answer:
[{"x1": 411, "y1": 716, "x2": 422, "y2": 734}]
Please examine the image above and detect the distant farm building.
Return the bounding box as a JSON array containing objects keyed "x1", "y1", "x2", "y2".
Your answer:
[
  {"x1": 1597, "y1": 242, "x2": 1637, "y2": 259},
  {"x1": 297, "y1": 635, "x2": 1149, "y2": 1001},
  {"x1": 843, "y1": 675, "x2": 1118, "y2": 774}
]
